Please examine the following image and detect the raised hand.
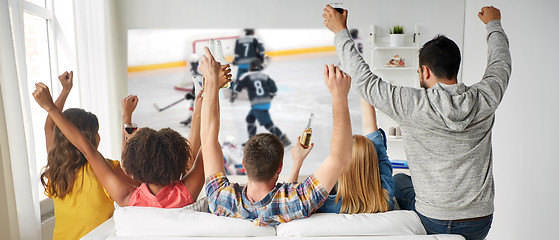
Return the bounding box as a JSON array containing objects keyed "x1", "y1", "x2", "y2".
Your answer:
[
  {"x1": 58, "y1": 71, "x2": 73, "y2": 92},
  {"x1": 121, "y1": 94, "x2": 139, "y2": 118},
  {"x1": 290, "y1": 137, "x2": 314, "y2": 168},
  {"x1": 219, "y1": 64, "x2": 232, "y2": 88},
  {"x1": 198, "y1": 47, "x2": 221, "y2": 90},
  {"x1": 32, "y1": 83, "x2": 56, "y2": 112},
  {"x1": 323, "y1": 64, "x2": 351, "y2": 99},
  {"x1": 288, "y1": 137, "x2": 314, "y2": 182},
  {"x1": 322, "y1": 4, "x2": 348, "y2": 34},
  {"x1": 193, "y1": 89, "x2": 204, "y2": 113},
  {"x1": 478, "y1": 6, "x2": 501, "y2": 24}
]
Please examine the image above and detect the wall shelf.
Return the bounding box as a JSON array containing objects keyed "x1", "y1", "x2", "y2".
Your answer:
[
  {"x1": 368, "y1": 24, "x2": 423, "y2": 161},
  {"x1": 369, "y1": 23, "x2": 421, "y2": 86}
]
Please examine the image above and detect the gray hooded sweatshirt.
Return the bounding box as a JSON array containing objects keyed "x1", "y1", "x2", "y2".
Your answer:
[{"x1": 334, "y1": 20, "x2": 511, "y2": 220}]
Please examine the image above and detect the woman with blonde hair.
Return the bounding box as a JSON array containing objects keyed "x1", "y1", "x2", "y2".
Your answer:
[{"x1": 289, "y1": 99, "x2": 394, "y2": 213}]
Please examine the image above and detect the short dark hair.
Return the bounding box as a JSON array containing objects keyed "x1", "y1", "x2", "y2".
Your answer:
[
  {"x1": 122, "y1": 127, "x2": 191, "y2": 186},
  {"x1": 243, "y1": 133, "x2": 284, "y2": 182},
  {"x1": 418, "y1": 35, "x2": 461, "y2": 79},
  {"x1": 244, "y1": 28, "x2": 254, "y2": 36},
  {"x1": 249, "y1": 59, "x2": 261, "y2": 71}
]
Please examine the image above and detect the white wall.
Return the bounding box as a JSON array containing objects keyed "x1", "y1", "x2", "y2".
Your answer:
[
  {"x1": 127, "y1": 29, "x2": 335, "y2": 66},
  {"x1": 123, "y1": 0, "x2": 464, "y2": 68},
  {"x1": 462, "y1": 1, "x2": 559, "y2": 239}
]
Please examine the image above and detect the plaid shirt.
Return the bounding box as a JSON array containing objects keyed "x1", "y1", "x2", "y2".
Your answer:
[{"x1": 205, "y1": 172, "x2": 328, "y2": 226}]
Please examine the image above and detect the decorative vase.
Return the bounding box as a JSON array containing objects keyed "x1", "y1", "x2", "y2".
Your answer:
[{"x1": 390, "y1": 34, "x2": 405, "y2": 47}]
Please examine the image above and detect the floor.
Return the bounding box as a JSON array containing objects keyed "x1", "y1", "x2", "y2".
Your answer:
[{"x1": 128, "y1": 52, "x2": 407, "y2": 177}]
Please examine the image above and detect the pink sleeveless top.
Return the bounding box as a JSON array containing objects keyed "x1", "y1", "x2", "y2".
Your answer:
[{"x1": 128, "y1": 181, "x2": 195, "y2": 208}]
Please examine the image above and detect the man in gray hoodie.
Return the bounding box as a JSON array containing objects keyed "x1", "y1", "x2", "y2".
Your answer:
[{"x1": 322, "y1": 5, "x2": 510, "y2": 240}]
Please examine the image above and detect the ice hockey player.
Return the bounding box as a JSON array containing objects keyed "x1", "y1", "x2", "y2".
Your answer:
[
  {"x1": 232, "y1": 59, "x2": 291, "y2": 148},
  {"x1": 231, "y1": 28, "x2": 265, "y2": 102}
]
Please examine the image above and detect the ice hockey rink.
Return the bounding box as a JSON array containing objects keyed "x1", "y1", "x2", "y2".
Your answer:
[{"x1": 128, "y1": 52, "x2": 373, "y2": 177}]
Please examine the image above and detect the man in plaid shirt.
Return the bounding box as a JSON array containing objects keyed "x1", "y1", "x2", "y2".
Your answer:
[{"x1": 198, "y1": 47, "x2": 353, "y2": 226}]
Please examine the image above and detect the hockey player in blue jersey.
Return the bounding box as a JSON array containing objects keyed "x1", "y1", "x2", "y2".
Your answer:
[
  {"x1": 232, "y1": 59, "x2": 291, "y2": 148},
  {"x1": 230, "y1": 28, "x2": 265, "y2": 102}
]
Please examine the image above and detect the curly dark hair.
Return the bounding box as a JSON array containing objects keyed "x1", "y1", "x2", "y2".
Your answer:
[
  {"x1": 41, "y1": 108, "x2": 99, "y2": 199},
  {"x1": 122, "y1": 127, "x2": 191, "y2": 186},
  {"x1": 243, "y1": 133, "x2": 284, "y2": 182}
]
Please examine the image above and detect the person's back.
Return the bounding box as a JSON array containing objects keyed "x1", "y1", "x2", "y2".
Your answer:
[
  {"x1": 233, "y1": 59, "x2": 289, "y2": 146},
  {"x1": 392, "y1": 83, "x2": 499, "y2": 218},
  {"x1": 198, "y1": 47, "x2": 353, "y2": 226},
  {"x1": 235, "y1": 70, "x2": 276, "y2": 107},
  {"x1": 123, "y1": 127, "x2": 196, "y2": 208},
  {"x1": 43, "y1": 108, "x2": 123, "y2": 239},
  {"x1": 204, "y1": 133, "x2": 328, "y2": 226},
  {"x1": 316, "y1": 102, "x2": 395, "y2": 214},
  {"x1": 234, "y1": 30, "x2": 264, "y2": 65},
  {"x1": 323, "y1": 5, "x2": 509, "y2": 240},
  {"x1": 51, "y1": 160, "x2": 119, "y2": 240}
]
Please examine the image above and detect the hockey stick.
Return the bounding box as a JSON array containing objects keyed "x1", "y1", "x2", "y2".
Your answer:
[{"x1": 153, "y1": 98, "x2": 186, "y2": 112}]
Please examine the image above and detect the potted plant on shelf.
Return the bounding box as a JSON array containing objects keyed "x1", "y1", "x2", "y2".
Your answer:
[{"x1": 389, "y1": 25, "x2": 405, "y2": 47}]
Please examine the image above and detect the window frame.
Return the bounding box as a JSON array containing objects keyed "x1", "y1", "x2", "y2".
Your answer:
[{"x1": 17, "y1": 0, "x2": 60, "y2": 225}]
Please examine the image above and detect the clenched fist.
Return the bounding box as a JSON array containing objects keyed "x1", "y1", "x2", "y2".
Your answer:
[
  {"x1": 478, "y1": 6, "x2": 501, "y2": 24},
  {"x1": 32, "y1": 83, "x2": 56, "y2": 112}
]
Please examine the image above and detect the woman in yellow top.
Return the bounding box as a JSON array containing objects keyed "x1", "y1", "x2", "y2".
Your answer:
[{"x1": 42, "y1": 71, "x2": 136, "y2": 240}]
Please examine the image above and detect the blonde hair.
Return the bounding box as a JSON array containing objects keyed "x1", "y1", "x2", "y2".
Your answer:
[{"x1": 336, "y1": 135, "x2": 389, "y2": 214}]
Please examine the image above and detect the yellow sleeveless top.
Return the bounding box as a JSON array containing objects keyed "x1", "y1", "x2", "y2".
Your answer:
[{"x1": 49, "y1": 159, "x2": 120, "y2": 240}]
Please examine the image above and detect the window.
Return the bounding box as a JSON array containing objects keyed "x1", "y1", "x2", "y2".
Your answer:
[
  {"x1": 21, "y1": 1, "x2": 58, "y2": 204},
  {"x1": 5, "y1": 0, "x2": 91, "y2": 237},
  {"x1": 23, "y1": 11, "x2": 53, "y2": 201}
]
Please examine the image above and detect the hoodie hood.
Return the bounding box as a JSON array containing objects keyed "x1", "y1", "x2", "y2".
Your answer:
[{"x1": 427, "y1": 82, "x2": 477, "y2": 131}]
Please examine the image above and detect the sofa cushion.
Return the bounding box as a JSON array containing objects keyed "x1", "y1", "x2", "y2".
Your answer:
[
  {"x1": 114, "y1": 206, "x2": 275, "y2": 237},
  {"x1": 276, "y1": 211, "x2": 427, "y2": 237}
]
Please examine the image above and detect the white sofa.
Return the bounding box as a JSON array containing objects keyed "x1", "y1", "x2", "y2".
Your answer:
[
  {"x1": 81, "y1": 202, "x2": 464, "y2": 240},
  {"x1": 82, "y1": 176, "x2": 463, "y2": 240}
]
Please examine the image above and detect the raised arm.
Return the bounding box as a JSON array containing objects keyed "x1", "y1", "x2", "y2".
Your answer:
[
  {"x1": 33, "y1": 83, "x2": 135, "y2": 206},
  {"x1": 475, "y1": 6, "x2": 511, "y2": 110},
  {"x1": 199, "y1": 47, "x2": 228, "y2": 177},
  {"x1": 187, "y1": 90, "x2": 203, "y2": 168},
  {"x1": 45, "y1": 71, "x2": 73, "y2": 152},
  {"x1": 288, "y1": 137, "x2": 314, "y2": 183},
  {"x1": 186, "y1": 63, "x2": 230, "y2": 161},
  {"x1": 116, "y1": 95, "x2": 141, "y2": 187},
  {"x1": 361, "y1": 99, "x2": 394, "y2": 206},
  {"x1": 323, "y1": 5, "x2": 422, "y2": 124},
  {"x1": 313, "y1": 65, "x2": 353, "y2": 192},
  {"x1": 361, "y1": 98, "x2": 378, "y2": 134},
  {"x1": 182, "y1": 90, "x2": 204, "y2": 199},
  {"x1": 121, "y1": 95, "x2": 138, "y2": 152}
]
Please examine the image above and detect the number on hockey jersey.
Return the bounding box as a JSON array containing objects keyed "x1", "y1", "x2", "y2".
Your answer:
[
  {"x1": 253, "y1": 80, "x2": 264, "y2": 96},
  {"x1": 243, "y1": 43, "x2": 250, "y2": 57}
]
